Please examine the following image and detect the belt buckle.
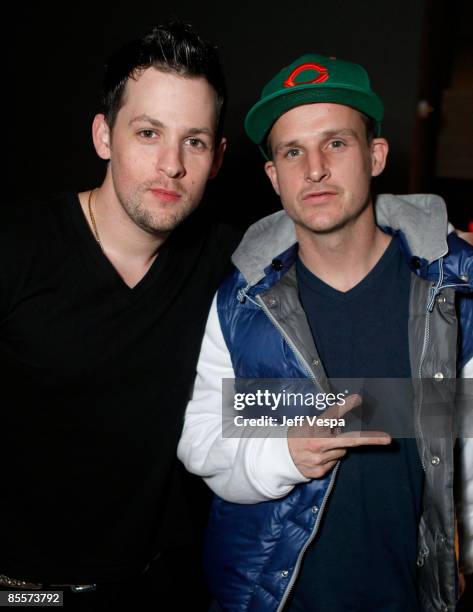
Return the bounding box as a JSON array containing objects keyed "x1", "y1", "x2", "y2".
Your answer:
[
  {"x1": 0, "y1": 573, "x2": 97, "y2": 593},
  {"x1": 0, "y1": 574, "x2": 43, "y2": 590}
]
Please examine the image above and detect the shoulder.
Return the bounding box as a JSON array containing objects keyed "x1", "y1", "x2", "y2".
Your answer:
[
  {"x1": 444, "y1": 234, "x2": 473, "y2": 370},
  {"x1": 218, "y1": 266, "x2": 247, "y2": 311},
  {"x1": 167, "y1": 207, "x2": 243, "y2": 273},
  {"x1": 445, "y1": 232, "x2": 473, "y2": 279},
  {"x1": 2, "y1": 193, "x2": 76, "y2": 268},
  {"x1": 0, "y1": 192, "x2": 75, "y2": 259},
  {"x1": 195, "y1": 208, "x2": 243, "y2": 255},
  {"x1": 0, "y1": 192, "x2": 76, "y2": 315}
]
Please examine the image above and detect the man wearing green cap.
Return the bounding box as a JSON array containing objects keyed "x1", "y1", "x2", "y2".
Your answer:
[{"x1": 178, "y1": 54, "x2": 473, "y2": 611}]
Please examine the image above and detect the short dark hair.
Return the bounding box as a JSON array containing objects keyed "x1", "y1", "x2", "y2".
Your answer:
[{"x1": 102, "y1": 21, "x2": 227, "y2": 141}]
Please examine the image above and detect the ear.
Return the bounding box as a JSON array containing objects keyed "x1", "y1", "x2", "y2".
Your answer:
[
  {"x1": 370, "y1": 138, "x2": 389, "y2": 177},
  {"x1": 92, "y1": 114, "x2": 112, "y2": 161},
  {"x1": 264, "y1": 160, "x2": 281, "y2": 196},
  {"x1": 209, "y1": 137, "x2": 227, "y2": 179}
]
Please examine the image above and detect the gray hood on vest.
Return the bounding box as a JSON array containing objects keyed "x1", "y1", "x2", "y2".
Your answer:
[{"x1": 232, "y1": 193, "x2": 449, "y2": 286}]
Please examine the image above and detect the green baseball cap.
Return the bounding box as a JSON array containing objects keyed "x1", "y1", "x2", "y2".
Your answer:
[{"x1": 245, "y1": 53, "x2": 384, "y2": 156}]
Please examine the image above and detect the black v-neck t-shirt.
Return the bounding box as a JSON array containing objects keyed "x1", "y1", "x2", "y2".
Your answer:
[
  {"x1": 289, "y1": 237, "x2": 424, "y2": 612},
  {"x1": 0, "y1": 192, "x2": 240, "y2": 583}
]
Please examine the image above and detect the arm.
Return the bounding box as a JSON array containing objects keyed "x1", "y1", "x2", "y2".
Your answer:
[
  {"x1": 178, "y1": 294, "x2": 392, "y2": 502},
  {"x1": 177, "y1": 294, "x2": 309, "y2": 504},
  {"x1": 458, "y1": 356, "x2": 473, "y2": 575}
]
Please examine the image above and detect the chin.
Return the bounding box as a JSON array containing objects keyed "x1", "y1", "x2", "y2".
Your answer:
[
  {"x1": 300, "y1": 214, "x2": 342, "y2": 234},
  {"x1": 137, "y1": 207, "x2": 197, "y2": 234}
]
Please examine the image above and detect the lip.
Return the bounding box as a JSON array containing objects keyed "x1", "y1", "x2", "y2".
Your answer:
[
  {"x1": 150, "y1": 188, "x2": 182, "y2": 202},
  {"x1": 301, "y1": 190, "x2": 338, "y2": 202}
]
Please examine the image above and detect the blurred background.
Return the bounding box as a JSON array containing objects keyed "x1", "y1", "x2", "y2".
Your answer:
[{"x1": 6, "y1": 0, "x2": 472, "y2": 230}]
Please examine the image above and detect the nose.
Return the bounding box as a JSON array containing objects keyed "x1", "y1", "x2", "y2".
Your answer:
[
  {"x1": 305, "y1": 149, "x2": 329, "y2": 183},
  {"x1": 156, "y1": 143, "x2": 185, "y2": 179}
]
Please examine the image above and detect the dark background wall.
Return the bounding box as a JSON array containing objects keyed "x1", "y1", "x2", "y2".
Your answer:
[{"x1": 7, "y1": 0, "x2": 426, "y2": 228}]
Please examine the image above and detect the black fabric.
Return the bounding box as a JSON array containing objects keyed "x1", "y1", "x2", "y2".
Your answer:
[
  {"x1": 0, "y1": 192, "x2": 240, "y2": 587},
  {"x1": 1, "y1": 550, "x2": 210, "y2": 612},
  {"x1": 289, "y1": 237, "x2": 424, "y2": 612}
]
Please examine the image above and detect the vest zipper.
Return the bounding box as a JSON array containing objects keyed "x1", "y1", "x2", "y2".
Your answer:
[
  {"x1": 256, "y1": 295, "x2": 319, "y2": 384},
  {"x1": 257, "y1": 294, "x2": 340, "y2": 611},
  {"x1": 276, "y1": 462, "x2": 340, "y2": 612},
  {"x1": 416, "y1": 306, "x2": 431, "y2": 472}
]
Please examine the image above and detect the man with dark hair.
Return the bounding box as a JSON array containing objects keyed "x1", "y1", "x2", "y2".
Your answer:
[
  {"x1": 0, "y1": 22, "x2": 239, "y2": 610},
  {"x1": 102, "y1": 22, "x2": 227, "y2": 141},
  {"x1": 179, "y1": 54, "x2": 473, "y2": 611}
]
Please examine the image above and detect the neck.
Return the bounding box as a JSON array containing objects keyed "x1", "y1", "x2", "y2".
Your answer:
[
  {"x1": 79, "y1": 175, "x2": 167, "y2": 288},
  {"x1": 297, "y1": 204, "x2": 392, "y2": 292}
]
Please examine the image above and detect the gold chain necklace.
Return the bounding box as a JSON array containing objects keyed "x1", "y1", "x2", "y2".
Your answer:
[{"x1": 87, "y1": 188, "x2": 103, "y2": 250}]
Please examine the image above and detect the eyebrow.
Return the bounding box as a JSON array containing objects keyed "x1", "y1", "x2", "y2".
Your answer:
[
  {"x1": 187, "y1": 127, "x2": 214, "y2": 137},
  {"x1": 129, "y1": 114, "x2": 214, "y2": 137},
  {"x1": 322, "y1": 128, "x2": 359, "y2": 139},
  {"x1": 129, "y1": 114, "x2": 164, "y2": 128},
  {"x1": 275, "y1": 128, "x2": 359, "y2": 152}
]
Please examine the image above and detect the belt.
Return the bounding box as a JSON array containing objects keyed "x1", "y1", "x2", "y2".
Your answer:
[{"x1": 0, "y1": 573, "x2": 96, "y2": 592}]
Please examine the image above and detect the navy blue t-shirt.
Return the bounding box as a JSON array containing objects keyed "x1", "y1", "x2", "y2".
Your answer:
[{"x1": 288, "y1": 237, "x2": 424, "y2": 612}]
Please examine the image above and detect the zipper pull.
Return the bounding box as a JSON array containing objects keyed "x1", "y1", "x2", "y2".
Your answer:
[{"x1": 416, "y1": 546, "x2": 430, "y2": 567}]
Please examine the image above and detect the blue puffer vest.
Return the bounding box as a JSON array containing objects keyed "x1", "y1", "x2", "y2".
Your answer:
[{"x1": 204, "y1": 196, "x2": 473, "y2": 612}]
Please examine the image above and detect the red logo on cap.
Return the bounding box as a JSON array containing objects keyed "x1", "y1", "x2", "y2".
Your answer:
[{"x1": 284, "y1": 62, "x2": 329, "y2": 88}]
